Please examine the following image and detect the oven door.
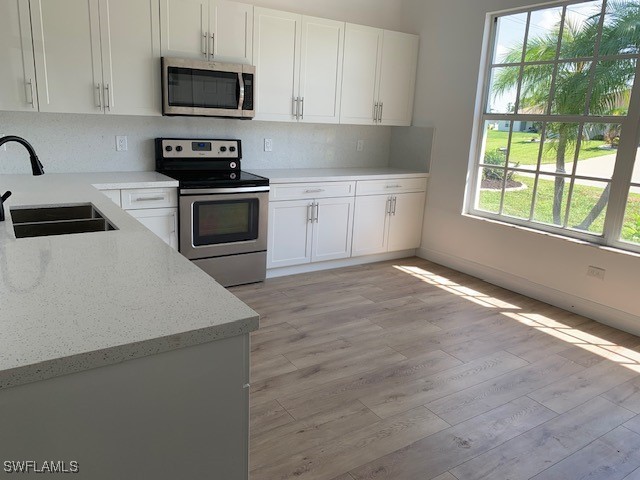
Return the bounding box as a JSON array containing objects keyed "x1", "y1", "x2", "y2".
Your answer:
[
  {"x1": 162, "y1": 57, "x2": 255, "y2": 118},
  {"x1": 179, "y1": 189, "x2": 268, "y2": 259}
]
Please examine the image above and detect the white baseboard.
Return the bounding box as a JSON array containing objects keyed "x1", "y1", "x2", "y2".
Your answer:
[
  {"x1": 417, "y1": 247, "x2": 640, "y2": 337},
  {"x1": 267, "y1": 250, "x2": 417, "y2": 279}
]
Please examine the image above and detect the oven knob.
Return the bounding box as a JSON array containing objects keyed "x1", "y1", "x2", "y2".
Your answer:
[
  {"x1": 230, "y1": 172, "x2": 237, "y2": 180},
  {"x1": 220, "y1": 146, "x2": 227, "y2": 152},
  {"x1": 229, "y1": 146, "x2": 236, "y2": 152},
  {"x1": 176, "y1": 146, "x2": 183, "y2": 152},
  {"x1": 230, "y1": 162, "x2": 237, "y2": 169},
  {"x1": 165, "y1": 145, "x2": 173, "y2": 152}
]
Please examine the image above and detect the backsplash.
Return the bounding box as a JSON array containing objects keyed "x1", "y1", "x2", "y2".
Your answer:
[{"x1": 0, "y1": 111, "x2": 392, "y2": 174}]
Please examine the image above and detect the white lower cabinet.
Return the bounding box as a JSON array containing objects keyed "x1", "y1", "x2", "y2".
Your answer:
[
  {"x1": 99, "y1": 186, "x2": 178, "y2": 249},
  {"x1": 267, "y1": 195, "x2": 354, "y2": 268},
  {"x1": 352, "y1": 177, "x2": 427, "y2": 257}
]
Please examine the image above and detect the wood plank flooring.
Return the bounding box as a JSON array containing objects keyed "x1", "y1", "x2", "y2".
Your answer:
[{"x1": 229, "y1": 257, "x2": 640, "y2": 480}]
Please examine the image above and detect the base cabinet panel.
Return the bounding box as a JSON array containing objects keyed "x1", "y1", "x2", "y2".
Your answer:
[
  {"x1": 351, "y1": 195, "x2": 389, "y2": 257},
  {"x1": 128, "y1": 207, "x2": 178, "y2": 249},
  {"x1": 311, "y1": 197, "x2": 354, "y2": 262},
  {"x1": 387, "y1": 191, "x2": 426, "y2": 252},
  {"x1": 267, "y1": 199, "x2": 313, "y2": 268}
]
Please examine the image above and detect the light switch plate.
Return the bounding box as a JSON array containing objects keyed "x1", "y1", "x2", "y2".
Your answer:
[
  {"x1": 264, "y1": 138, "x2": 273, "y2": 152},
  {"x1": 356, "y1": 140, "x2": 364, "y2": 152},
  {"x1": 116, "y1": 136, "x2": 128, "y2": 152}
]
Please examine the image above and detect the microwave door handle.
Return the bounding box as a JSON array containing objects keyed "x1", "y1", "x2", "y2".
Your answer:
[{"x1": 238, "y1": 72, "x2": 245, "y2": 111}]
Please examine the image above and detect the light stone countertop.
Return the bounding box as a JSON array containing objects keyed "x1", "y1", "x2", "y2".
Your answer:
[
  {"x1": 50, "y1": 171, "x2": 179, "y2": 190},
  {"x1": 248, "y1": 167, "x2": 429, "y2": 183},
  {"x1": 0, "y1": 173, "x2": 258, "y2": 390}
]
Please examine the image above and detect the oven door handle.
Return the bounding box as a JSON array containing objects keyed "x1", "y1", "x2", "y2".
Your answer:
[{"x1": 180, "y1": 186, "x2": 270, "y2": 195}]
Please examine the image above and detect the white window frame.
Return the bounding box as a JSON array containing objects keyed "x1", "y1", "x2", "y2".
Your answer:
[{"x1": 466, "y1": 0, "x2": 640, "y2": 254}]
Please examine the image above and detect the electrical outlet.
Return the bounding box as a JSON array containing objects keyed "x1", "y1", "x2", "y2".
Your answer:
[
  {"x1": 356, "y1": 140, "x2": 364, "y2": 152},
  {"x1": 587, "y1": 266, "x2": 606, "y2": 280},
  {"x1": 264, "y1": 138, "x2": 273, "y2": 152},
  {"x1": 116, "y1": 136, "x2": 128, "y2": 152}
]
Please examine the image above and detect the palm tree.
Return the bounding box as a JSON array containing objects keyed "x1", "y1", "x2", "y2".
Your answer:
[{"x1": 492, "y1": 1, "x2": 639, "y2": 229}]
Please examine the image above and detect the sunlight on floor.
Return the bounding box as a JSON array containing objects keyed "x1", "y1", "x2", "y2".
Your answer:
[{"x1": 394, "y1": 264, "x2": 640, "y2": 373}]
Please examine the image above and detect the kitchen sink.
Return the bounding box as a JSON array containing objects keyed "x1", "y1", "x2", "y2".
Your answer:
[{"x1": 11, "y1": 204, "x2": 116, "y2": 239}]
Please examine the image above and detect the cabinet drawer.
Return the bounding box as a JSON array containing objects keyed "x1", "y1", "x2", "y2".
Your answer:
[
  {"x1": 356, "y1": 177, "x2": 427, "y2": 196},
  {"x1": 121, "y1": 188, "x2": 177, "y2": 210},
  {"x1": 270, "y1": 182, "x2": 355, "y2": 201}
]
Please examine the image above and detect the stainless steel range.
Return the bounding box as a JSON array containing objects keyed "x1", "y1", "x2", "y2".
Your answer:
[{"x1": 155, "y1": 138, "x2": 269, "y2": 287}]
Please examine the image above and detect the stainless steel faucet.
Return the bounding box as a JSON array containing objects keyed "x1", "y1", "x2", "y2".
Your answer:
[{"x1": 1, "y1": 135, "x2": 44, "y2": 222}]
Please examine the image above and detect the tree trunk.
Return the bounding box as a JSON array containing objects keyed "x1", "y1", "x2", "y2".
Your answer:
[
  {"x1": 553, "y1": 133, "x2": 568, "y2": 225},
  {"x1": 574, "y1": 183, "x2": 611, "y2": 231}
]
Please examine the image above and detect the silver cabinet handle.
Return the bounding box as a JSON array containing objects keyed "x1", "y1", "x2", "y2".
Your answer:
[
  {"x1": 304, "y1": 188, "x2": 325, "y2": 194},
  {"x1": 202, "y1": 32, "x2": 208, "y2": 56},
  {"x1": 386, "y1": 197, "x2": 392, "y2": 215},
  {"x1": 385, "y1": 184, "x2": 402, "y2": 189},
  {"x1": 135, "y1": 196, "x2": 165, "y2": 202},
  {"x1": 104, "y1": 83, "x2": 111, "y2": 111},
  {"x1": 373, "y1": 102, "x2": 378, "y2": 122},
  {"x1": 26, "y1": 79, "x2": 35, "y2": 107},
  {"x1": 210, "y1": 33, "x2": 215, "y2": 58},
  {"x1": 300, "y1": 97, "x2": 304, "y2": 120},
  {"x1": 307, "y1": 203, "x2": 313, "y2": 222},
  {"x1": 96, "y1": 84, "x2": 102, "y2": 109},
  {"x1": 392, "y1": 196, "x2": 397, "y2": 216},
  {"x1": 378, "y1": 102, "x2": 384, "y2": 122},
  {"x1": 314, "y1": 202, "x2": 319, "y2": 223},
  {"x1": 293, "y1": 97, "x2": 298, "y2": 119}
]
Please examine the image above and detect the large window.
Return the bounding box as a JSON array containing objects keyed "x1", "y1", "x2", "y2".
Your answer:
[{"x1": 469, "y1": 0, "x2": 640, "y2": 252}]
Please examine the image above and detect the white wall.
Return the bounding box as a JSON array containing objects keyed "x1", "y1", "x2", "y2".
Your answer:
[
  {"x1": 402, "y1": 0, "x2": 640, "y2": 333},
  {"x1": 0, "y1": 112, "x2": 391, "y2": 173}
]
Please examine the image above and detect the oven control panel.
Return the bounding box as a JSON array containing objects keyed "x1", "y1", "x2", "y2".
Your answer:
[{"x1": 159, "y1": 139, "x2": 241, "y2": 159}]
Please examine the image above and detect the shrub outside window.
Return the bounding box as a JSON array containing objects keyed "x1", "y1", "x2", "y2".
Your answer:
[{"x1": 468, "y1": 0, "x2": 640, "y2": 252}]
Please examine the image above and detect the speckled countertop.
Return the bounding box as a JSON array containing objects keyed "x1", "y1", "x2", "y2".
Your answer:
[
  {"x1": 0, "y1": 173, "x2": 258, "y2": 390},
  {"x1": 248, "y1": 167, "x2": 429, "y2": 183}
]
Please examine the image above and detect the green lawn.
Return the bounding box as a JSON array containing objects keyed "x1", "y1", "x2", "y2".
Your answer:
[
  {"x1": 485, "y1": 130, "x2": 613, "y2": 166},
  {"x1": 478, "y1": 174, "x2": 638, "y2": 236}
]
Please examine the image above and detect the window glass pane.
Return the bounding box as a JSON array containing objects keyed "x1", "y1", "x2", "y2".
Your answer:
[
  {"x1": 533, "y1": 174, "x2": 570, "y2": 225},
  {"x1": 506, "y1": 123, "x2": 542, "y2": 171},
  {"x1": 622, "y1": 185, "x2": 640, "y2": 245},
  {"x1": 487, "y1": 67, "x2": 520, "y2": 113},
  {"x1": 525, "y1": 7, "x2": 564, "y2": 61},
  {"x1": 552, "y1": 61, "x2": 593, "y2": 115},
  {"x1": 567, "y1": 180, "x2": 609, "y2": 234},
  {"x1": 493, "y1": 12, "x2": 528, "y2": 64},
  {"x1": 560, "y1": 1, "x2": 603, "y2": 59},
  {"x1": 480, "y1": 120, "x2": 509, "y2": 168},
  {"x1": 603, "y1": 0, "x2": 640, "y2": 55},
  {"x1": 518, "y1": 64, "x2": 554, "y2": 114},
  {"x1": 574, "y1": 123, "x2": 620, "y2": 179},
  {"x1": 540, "y1": 123, "x2": 579, "y2": 172},
  {"x1": 590, "y1": 59, "x2": 637, "y2": 116},
  {"x1": 476, "y1": 167, "x2": 503, "y2": 214},
  {"x1": 502, "y1": 172, "x2": 534, "y2": 219}
]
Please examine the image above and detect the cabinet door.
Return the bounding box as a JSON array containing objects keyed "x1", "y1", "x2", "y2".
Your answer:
[
  {"x1": 128, "y1": 207, "x2": 178, "y2": 249},
  {"x1": 298, "y1": 16, "x2": 344, "y2": 124},
  {"x1": 160, "y1": 0, "x2": 208, "y2": 60},
  {"x1": 351, "y1": 195, "x2": 389, "y2": 257},
  {"x1": 210, "y1": 0, "x2": 253, "y2": 64},
  {"x1": 253, "y1": 8, "x2": 301, "y2": 122},
  {"x1": 31, "y1": 0, "x2": 103, "y2": 114},
  {"x1": 339, "y1": 23, "x2": 382, "y2": 125},
  {"x1": 99, "y1": 0, "x2": 161, "y2": 116},
  {"x1": 311, "y1": 197, "x2": 354, "y2": 262},
  {"x1": 0, "y1": 0, "x2": 38, "y2": 112},
  {"x1": 267, "y1": 200, "x2": 312, "y2": 268},
  {"x1": 378, "y1": 31, "x2": 419, "y2": 127},
  {"x1": 387, "y1": 191, "x2": 426, "y2": 252}
]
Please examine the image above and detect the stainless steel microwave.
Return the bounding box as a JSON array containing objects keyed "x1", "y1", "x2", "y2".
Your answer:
[{"x1": 161, "y1": 57, "x2": 255, "y2": 119}]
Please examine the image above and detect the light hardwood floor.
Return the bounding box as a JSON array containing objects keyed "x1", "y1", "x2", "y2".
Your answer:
[{"x1": 229, "y1": 257, "x2": 640, "y2": 480}]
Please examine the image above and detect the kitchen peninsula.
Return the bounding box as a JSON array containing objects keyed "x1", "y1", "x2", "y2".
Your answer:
[{"x1": 0, "y1": 174, "x2": 257, "y2": 479}]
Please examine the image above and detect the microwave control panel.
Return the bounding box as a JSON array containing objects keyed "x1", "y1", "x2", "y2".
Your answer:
[{"x1": 158, "y1": 139, "x2": 241, "y2": 159}]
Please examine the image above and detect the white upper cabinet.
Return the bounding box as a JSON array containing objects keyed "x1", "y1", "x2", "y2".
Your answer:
[
  {"x1": 0, "y1": 0, "x2": 38, "y2": 112},
  {"x1": 377, "y1": 30, "x2": 419, "y2": 126},
  {"x1": 30, "y1": 0, "x2": 160, "y2": 116},
  {"x1": 99, "y1": 0, "x2": 161, "y2": 116},
  {"x1": 30, "y1": 0, "x2": 103, "y2": 114},
  {"x1": 254, "y1": 9, "x2": 344, "y2": 123},
  {"x1": 340, "y1": 24, "x2": 383, "y2": 126},
  {"x1": 340, "y1": 24, "x2": 418, "y2": 127},
  {"x1": 160, "y1": 0, "x2": 253, "y2": 64}
]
